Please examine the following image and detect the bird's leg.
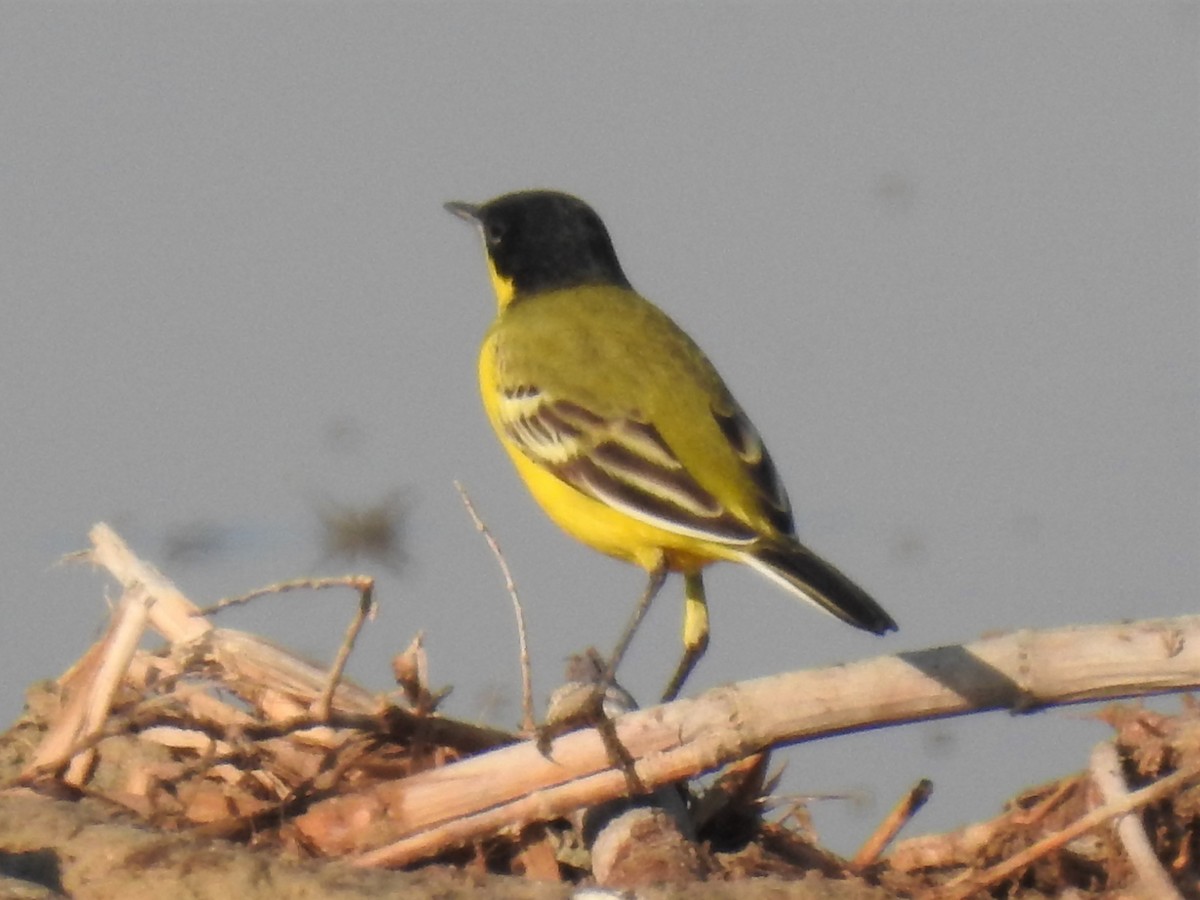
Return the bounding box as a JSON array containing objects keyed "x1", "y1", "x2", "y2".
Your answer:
[
  {"x1": 537, "y1": 563, "x2": 669, "y2": 759},
  {"x1": 541, "y1": 564, "x2": 666, "y2": 791},
  {"x1": 661, "y1": 571, "x2": 709, "y2": 702},
  {"x1": 593, "y1": 563, "x2": 667, "y2": 792},
  {"x1": 536, "y1": 650, "x2": 645, "y2": 793},
  {"x1": 599, "y1": 561, "x2": 669, "y2": 689}
]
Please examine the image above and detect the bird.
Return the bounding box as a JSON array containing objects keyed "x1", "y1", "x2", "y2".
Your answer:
[{"x1": 445, "y1": 189, "x2": 896, "y2": 701}]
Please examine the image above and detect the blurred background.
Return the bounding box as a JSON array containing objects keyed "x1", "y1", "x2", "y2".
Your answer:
[{"x1": 1, "y1": 2, "x2": 1195, "y2": 855}]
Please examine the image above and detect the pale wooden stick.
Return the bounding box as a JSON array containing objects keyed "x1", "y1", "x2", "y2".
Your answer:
[
  {"x1": 65, "y1": 584, "x2": 154, "y2": 785},
  {"x1": 1089, "y1": 741, "x2": 1182, "y2": 899},
  {"x1": 87, "y1": 523, "x2": 210, "y2": 644},
  {"x1": 939, "y1": 760, "x2": 1198, "y2": 899},
  {"x1": 26, "y1": 584, "x2": 154, "y2": 780},
  {"x1": 454, "y1": 481, "x2": 535, "y2": 734},
  {"x1": 87, "y1": 523, "x2": 383, "y2": 717},
  {"x1": 86, "y1": 524, "x2": 513, "y2": 752},
  {"x1": 290, "y1": 615, "x2": 1200, "y2": 865}
]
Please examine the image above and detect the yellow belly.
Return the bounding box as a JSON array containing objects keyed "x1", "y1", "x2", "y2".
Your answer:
[{"x1": 499, "y1": 439, "x2": 728, "y2": 574}]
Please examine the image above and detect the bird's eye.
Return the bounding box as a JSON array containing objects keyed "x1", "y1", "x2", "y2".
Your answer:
[{"x1": 484, "y1": 221, "x2": 507, "y2": 247}]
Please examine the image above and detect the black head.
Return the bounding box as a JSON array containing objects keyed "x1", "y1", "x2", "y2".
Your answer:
[{"x1": 445, "y1": 190, "x2": 631, "y2": 298}]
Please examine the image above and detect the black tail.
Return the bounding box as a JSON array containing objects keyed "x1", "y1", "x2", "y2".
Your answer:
[{"x1": 741, "y1": 542, "x2": 897, "y2": 635}]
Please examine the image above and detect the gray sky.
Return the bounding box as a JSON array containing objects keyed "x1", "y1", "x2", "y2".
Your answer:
[{"x1": 1, "y1": 2, "x2": 1196, "y2": 854}]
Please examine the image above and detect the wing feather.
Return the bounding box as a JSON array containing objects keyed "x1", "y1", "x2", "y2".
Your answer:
[
  {"x1": 497, "y1": 385, "x2": 759, "y2": 544},
  {"x1": 712, "y1": 405, "x2": 795, "y2": 536}
]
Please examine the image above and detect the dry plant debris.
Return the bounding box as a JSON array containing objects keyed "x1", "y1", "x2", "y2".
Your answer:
[{"x1": 0, "y1": 522, "x2": 1198, "y2": 898}]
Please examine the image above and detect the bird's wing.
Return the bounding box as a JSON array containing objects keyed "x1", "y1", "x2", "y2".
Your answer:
[
  {"x1": 495, "y1": 383, "x2": 763, "y2": 545},
  {"x1": 708, "y1": 401, "x2": 796, "y2": 538}
]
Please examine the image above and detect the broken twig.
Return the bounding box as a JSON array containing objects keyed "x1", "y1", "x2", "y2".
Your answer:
[{"x1": 455, "y1": 481, "x2": 535, "y2": 734}]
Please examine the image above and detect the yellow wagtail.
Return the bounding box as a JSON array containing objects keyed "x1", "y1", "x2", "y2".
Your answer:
[{"x1": 446, "y1": 190, "x2": 896, "y2": 700}]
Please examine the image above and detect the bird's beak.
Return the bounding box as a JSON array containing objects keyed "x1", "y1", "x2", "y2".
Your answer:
[{"x1": 444, "y1": 201, "x2": 482, "y2": 224}]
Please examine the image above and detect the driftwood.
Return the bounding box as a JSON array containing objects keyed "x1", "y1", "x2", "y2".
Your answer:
[
  {"x1": 5, "y1": 523, "x2": 1200, "y2": 897},
  {"x1": 295, "y1": 616, "x2": 1200, "y2": 866}
]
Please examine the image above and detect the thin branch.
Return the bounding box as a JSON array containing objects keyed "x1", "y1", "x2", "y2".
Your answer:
[
  {"x1": 887, "y1": 776, "x2": 1082, "y2": 873},
  {"x1": 199, "y1": 576, "x2": 373, "y2": 617},
  {"x1": 316, "y1": 577, "x2": 376, "y2": 720},
  {"x1": 200, "y1": 573, "x2": 379, "y2": 719},
  {"x1": 851, "y1": 778, "x2": 933, "y2": 870},
  {"x1": 454, "y1": 481, "x2": 535, "y2": 734}
]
